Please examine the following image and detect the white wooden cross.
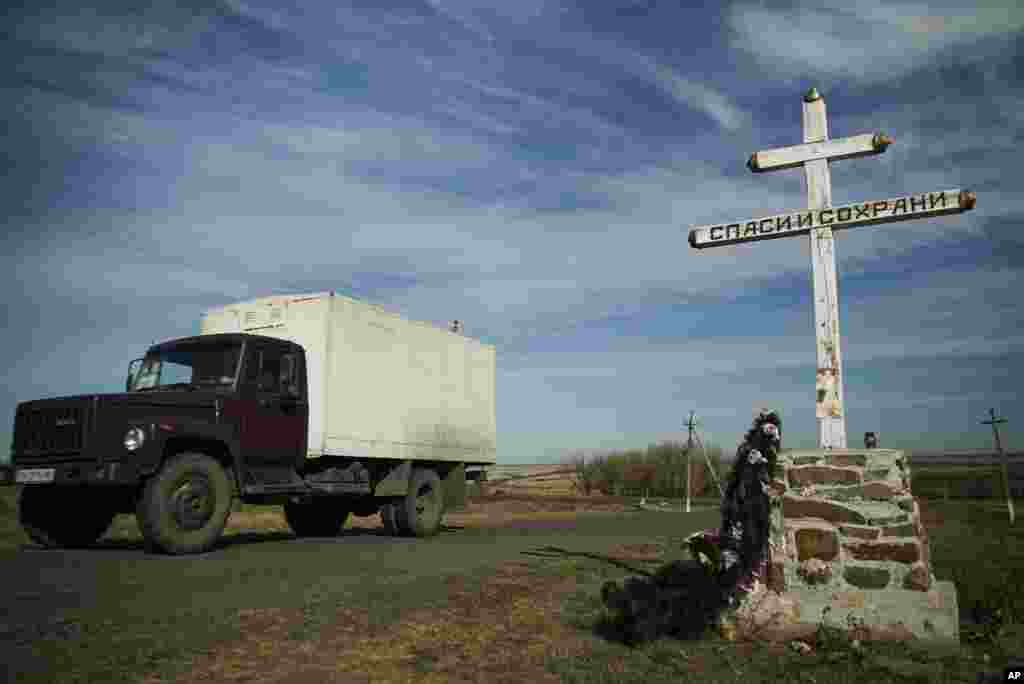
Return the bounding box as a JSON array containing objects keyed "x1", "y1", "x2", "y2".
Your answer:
[{"x1": 688, "y1": 88, "x2": 976, "y2": 449}]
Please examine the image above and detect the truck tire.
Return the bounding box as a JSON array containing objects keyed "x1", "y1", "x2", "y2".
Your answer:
[
  {"x1": 136, "y1": 451, "x2": 233, "y2": 555},
  {"x1": 18, "y1": 485, "x2": 116, "y2": 549},
  {"x1": 380, "y1": 502, "x2": 404, "y2": 536},
  {"x1": 395, "y1": 468, "x2": 445, "y2": 537},
  {"x1": 284, "y1": 499, "x2": 349, "y2": 537}
]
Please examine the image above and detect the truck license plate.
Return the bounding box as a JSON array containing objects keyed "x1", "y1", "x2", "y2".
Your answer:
[{"x1": 16, "y1": 468, "x2": 55, "y2": 484}]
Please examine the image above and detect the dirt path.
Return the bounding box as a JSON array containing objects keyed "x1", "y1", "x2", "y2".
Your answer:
[{"x1": 1, "y1": 504, "x2": 719, "y2": 684}]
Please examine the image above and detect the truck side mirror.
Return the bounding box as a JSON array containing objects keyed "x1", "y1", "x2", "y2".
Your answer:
[{"x1": 126, "y1": 358, "x2": 144, "y2": 392}]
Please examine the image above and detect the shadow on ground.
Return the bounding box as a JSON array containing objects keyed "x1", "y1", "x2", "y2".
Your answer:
[
  {"x1": 522, "y1": 544, "x2": 655, "y2": 577},
  {"x1": 15, "y1": 521, "x2": 474, "y2": 556},
  {"x1": 523, "y1": 544, "x2": 726, "y2": 646}
]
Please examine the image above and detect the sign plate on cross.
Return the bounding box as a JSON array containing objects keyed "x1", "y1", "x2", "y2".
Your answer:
[
  {"x1": 689, "y1": 189, "x2": 976, "y2": 249},
  {"x1": 687, "y1": 87, "x2": 977, "y2": 449}
]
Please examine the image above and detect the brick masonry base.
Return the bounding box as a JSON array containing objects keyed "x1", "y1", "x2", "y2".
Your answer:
[{"x1": 730, "y1": 448, "x2": 959, "y2": 643}]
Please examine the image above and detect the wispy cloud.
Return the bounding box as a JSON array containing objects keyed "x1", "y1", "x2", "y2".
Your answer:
[
  {"x1": 424, "y1": 0, "x2": 495, "y2": 42},
  {"x1": 728, "y1": 0, "x2": 1024, "y2": 82},
  {"x1": 650, "y1": 66, "x2": 750, "y2": 131}
]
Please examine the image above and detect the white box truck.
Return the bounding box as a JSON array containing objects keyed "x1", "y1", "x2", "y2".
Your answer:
[{"x1": 10, "y1": 291, "x2": 495, "y2": 555}]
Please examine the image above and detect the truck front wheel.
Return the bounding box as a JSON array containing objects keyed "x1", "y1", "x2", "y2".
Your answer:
[
  {"x1": 380, "y1": 502, "x2": 404, "y2": 535},
  {"x1": 137, "y1": 452, "x2": 233, "y2": 555},
  {"x1": 18, "y1": 485, "x2": 116, "y2": 548},
  {"x1": 395, "y1": 468, "x2": 445, "y2": 537},
  {"x1": 283, "y1": 499, "x2": 349, "y2": 537}
]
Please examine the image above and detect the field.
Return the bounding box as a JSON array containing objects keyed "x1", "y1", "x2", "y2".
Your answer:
[{"x1": 2, "y1": 463, "x2": 1023, "y2": 683}]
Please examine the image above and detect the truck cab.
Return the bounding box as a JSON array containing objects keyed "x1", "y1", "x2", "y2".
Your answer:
[
  {"x1": 12, "y1": 330, "x2": 477, "y2": 554},
  {"x1": 126, "y1": 333, "x2": 311, "y2": 485}
]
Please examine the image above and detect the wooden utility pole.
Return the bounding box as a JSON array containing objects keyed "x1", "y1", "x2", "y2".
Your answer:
[
  {"x1": 685, "y1": 411, "x2": 723, "y2": 512},
  {"x1": 688, "y1": 88, "x2": 976, "y2": 448},
  {"x1": 685, "y1": 412, "x2": 693, "y2": 513},
  {"x1": 982, "y1": 408, "x2": 1014, "y2": 524}
]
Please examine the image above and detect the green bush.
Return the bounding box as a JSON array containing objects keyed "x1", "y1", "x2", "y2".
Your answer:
[{"x1": 566, "y1": 441, "x2": 728, "y2": 499}]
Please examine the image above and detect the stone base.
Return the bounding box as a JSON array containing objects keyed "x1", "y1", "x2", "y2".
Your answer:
[
  {"x1": 729, "y1": 580, "x2": 959, "y2": 643},
  {"x1": 761, "y1": 447, "x2": 958, "y2": 644}
]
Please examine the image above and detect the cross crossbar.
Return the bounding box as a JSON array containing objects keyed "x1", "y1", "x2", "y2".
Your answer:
[{"x1": 748, "y1": 132, "x2": 893, "y2": 173}]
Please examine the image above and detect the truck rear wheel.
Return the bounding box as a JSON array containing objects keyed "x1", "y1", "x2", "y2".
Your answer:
[
  {"x1": 137, "y1": 451, "x2": 232, "y2": 555},
  {"x1": 18, "y1": 485, "x2": 116, "y2": 548},
  {"x1": 284, "y1": 499, "x2": 349, "y2": 537},
  {"x1": 395, "y1": 468, "x2": 445, "y2": 537},
  {"x1": 380, "y1": 502, "x2": 404, "y2": 535}
]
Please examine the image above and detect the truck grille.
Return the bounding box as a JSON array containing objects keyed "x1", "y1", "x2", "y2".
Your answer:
[{"x1": 14, "y1": 405, "x2": 88, "y2": 460}]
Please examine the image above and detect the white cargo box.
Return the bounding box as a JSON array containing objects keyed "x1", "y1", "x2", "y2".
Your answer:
[{"x1": 200, "y1": 292, "x2": 496, "y2": 466}]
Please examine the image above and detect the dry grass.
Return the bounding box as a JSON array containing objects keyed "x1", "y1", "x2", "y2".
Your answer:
[
  {"x1": 483, "y1": 465, "x2": 581, "y2": 497},
  {"x1": 96, "y1": 493, "x2": 636, "y2": 547},
  {"x1": 142, "y1": 560, "x2": 592, "y2": 684}
]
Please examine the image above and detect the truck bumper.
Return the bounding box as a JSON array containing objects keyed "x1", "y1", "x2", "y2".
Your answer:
[{"x1": 13, "y1": 459, "x2": 143, "y2": 487}]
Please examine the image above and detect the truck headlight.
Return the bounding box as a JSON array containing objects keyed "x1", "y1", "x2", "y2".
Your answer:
[{"x1": 124, "y1": 427, "x2": 146, "y2": 451}]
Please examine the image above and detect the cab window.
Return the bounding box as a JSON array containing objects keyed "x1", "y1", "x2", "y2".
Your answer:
[{"x1": 243, "y1": 346, "x2": 300, "y2": 396}]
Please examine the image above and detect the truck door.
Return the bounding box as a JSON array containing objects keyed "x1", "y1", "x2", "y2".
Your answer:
[{"x1": 238, "y1": 343, "x2": 308, "y2": 476}]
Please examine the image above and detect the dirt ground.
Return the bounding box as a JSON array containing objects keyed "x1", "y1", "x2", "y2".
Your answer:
[
  {"x1": 132, "y1": 494, "x2": 659, "y2": 684},
  {"x1": 139, "y1": 559, "x2": 591, "y2": 684}
]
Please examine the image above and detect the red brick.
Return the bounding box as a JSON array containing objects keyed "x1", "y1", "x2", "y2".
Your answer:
[
  {"x1": 737, "y1": 618, "x2": 915, "y2": 644},
  {"x1": 840, "y1": 524, "x2": 881, "y2": 540},
  {"x1": 788, "y1": 465, "x2": 862, "y2": 488},
  {"x1": 861, "y1": 481, "x2": 903, "y2": 500},
  {"x1": 866, "y1": 623, "x2": 916, "y2": 642},
  {"x1": 912, "y1": 513, "x2": 927, "y2": 539},
  {"x1": 903, "y1": 561, "x2": 931, "y2": 591},
  {"x1": 766, "y1": 478, "x2": 788, "y2": 497},
  {"x1": 914, "y1": 518, "x2": 931, "y2": 568},
  {"x1": 768, "y1": 561, "x2": 786, "y2": 592},
  {"x1": 842, "y1": 539, "x2": 921, "y2": 564},
  {"x1": 827, "y1": 453, "x2": 867, "y2": 468},
  {"x1": 782, "y1": 496, "x2": 867, "y2": 524}
]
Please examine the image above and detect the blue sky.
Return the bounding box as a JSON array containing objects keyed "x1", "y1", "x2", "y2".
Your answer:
[{"x1": 3, "y1": 1, "x2": 1022, "y2": 464}]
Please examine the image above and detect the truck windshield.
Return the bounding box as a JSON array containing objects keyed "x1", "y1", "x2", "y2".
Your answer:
[{"x1": 130, "y1": 341, "x2": 242, "y2": 392}]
